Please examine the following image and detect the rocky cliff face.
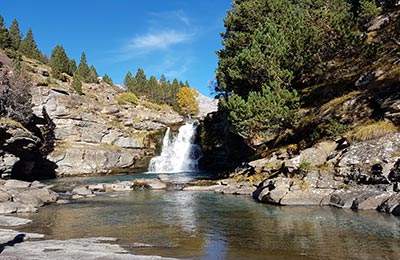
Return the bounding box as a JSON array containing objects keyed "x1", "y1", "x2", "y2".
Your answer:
[
  {"x1": 31, "y1": 74, "x2": 182, "y2": 177},
  {"x1": 1, "y1": 54, "x2": 183, "y2": 178}
]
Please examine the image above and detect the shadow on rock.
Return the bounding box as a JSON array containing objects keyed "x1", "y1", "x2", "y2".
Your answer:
[{"x1": 0, "y1": 234, "x2": 26, "y2": 253}]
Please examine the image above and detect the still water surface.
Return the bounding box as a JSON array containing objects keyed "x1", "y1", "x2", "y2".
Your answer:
[{"x1": 18, "y1": 172, "x2": 400, "y2": 260}]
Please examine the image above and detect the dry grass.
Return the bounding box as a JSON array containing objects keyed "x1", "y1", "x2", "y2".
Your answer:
[
  {"x1": 348, "y1": 120, "x2": 398, "y2": 141},
  {"x1": 319, "y1": 90, "x2": 362, "y2": 115}
]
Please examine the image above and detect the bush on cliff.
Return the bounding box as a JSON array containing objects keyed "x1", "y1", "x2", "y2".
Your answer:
[
  {"x1": 116, "y1": 92, "x2": 139, "y2": 106},
  {"x1": 0, "y1": 68, "x2": 33, "y2": 125}
]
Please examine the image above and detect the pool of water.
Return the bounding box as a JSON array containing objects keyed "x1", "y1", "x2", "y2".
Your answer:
[{"x1": 17, "y1": 172, "x2": 400, "y2": 260}]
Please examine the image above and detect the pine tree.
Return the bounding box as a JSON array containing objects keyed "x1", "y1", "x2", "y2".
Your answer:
[
  {"x1": 134, "y1": 68, "x2": 147, "y2": 91},
  {"x1": 68, "y1": 59, "x2": 77, "y2": 76},
  {"x1": 0, "y1": 16, "x2": 11, "y2": 49},
  {"x1": 88, "y1": 65, "x2": 99, "y2": 83},
  {"x1": 8, "y1": 19, "x2": 22, "y2": 51},
  {"x1": 72, "y1": 74, "x2": 83, "y2": 95},
  {"x1": 75, "y1": 52, "x2": 90, "y2": 82},
  {"x1": 160, "y1": 74, "x2": 167, "y2": 84},
  {"x1": 102, "y1": 74, "x2": 113, "y2": 86},
  {"x1": 184, "y1": 81, "x2": 190, "y2": 88},
  {"x1": 127, "y1": 68, "x2": 147, "y2": 95},
  {"x1": 124, "y1": 71, "x2": 134, "y2": 87},
  {"x1": 19, "y1": 28, "x2": 41, "y2": 60},
  {"x1": 147, "y1": 75, "x2": 159, "y2": 100},
  {"x1": 50, "y1": 45, "x2": 70, "y2": 79}
]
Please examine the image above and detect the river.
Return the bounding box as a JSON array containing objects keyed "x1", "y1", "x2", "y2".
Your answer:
[{"x1": 17, "y1": 171, "x2": 400, "y2": 260}]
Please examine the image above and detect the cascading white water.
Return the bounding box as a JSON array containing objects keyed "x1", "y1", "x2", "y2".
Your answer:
[{"x1": 148, "y1": 121, "x2": 202, "y2": 173}]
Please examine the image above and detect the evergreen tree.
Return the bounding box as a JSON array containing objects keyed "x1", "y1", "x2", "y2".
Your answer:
[
  {"x1": 159, "y1": 74, "x2": 168, "y2": 102},
  {"x1": 68, "y1": 59, "x2": 77, "y2": 76},
  {"x1": 216, "y1": 0, "x2": 316, "y2": 97},
  {"x1": 19, "y1": 28, "x2": 41, "y2": 60},
  {"x1": 160, "y1": 74, "x2": 167, "y2": 85},
  {"x1": 8, "y1": 19, "x2": 22, "y2": 51},
  {"x1": 49, "y1": 45, "x2": 70, "y2": 79},
  {"x1": 0, "y1": 16, "x2": 11, "y2": 49},
  {"x1": 72, "y1": 74, "x2": 83, "y2": 95},
  {"x1": 102, "y1": 73, "x2": 113, "y2": 86},
  {"x1": 75, "y1": 52, "x2": 90, "y2": 82},
  {"x1": 184, "y1": 81, "x2": 190, "y2": 88},
  {"x1": 124, "y1": 71, "x2": 134, "y2": 88},
  {"x1": 221, "y1": 82, "x2": 299, "y2": 141},
  {"x1": 134, "y1": 68, "x2": 147, "y2": 91},
  {"x1": 88, "y1": 65, "x2": 99, "y2": 83},
  {"x1": 127, "y1": 68, "x2": 147, "y2": 95},
  {"x1": 171, "y1": 78, "x2": 180, "y2": 90},
  {"x1": 147, "y1": 75, "x2": 159, "y2": 100}
]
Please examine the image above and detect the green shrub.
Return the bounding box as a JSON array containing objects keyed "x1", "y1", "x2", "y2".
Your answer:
[{"x1": 116, "y1": 92, "x2": 138, "y2": 106}]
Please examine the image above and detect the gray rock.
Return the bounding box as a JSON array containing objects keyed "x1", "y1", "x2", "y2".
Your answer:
[
  {"x1": 217, "y1": 182, "x2": 255, "y2": 195},
  {"x1": 12, "y1": 193, "x2": 44, "y2": 208},
  {"x1": 0, "y1": 152, "x2": 19, "y2": 177},
  {"x1": 80, "y1": 125, "x2": 107, "y2": 143},
  {"x1": 72, "y1": 186, "x2": 93, "y2": 196},
  {"x1": 113, "y1": 136, "x2": 140, "y2": 149},
  {"x1": 291, "y1": 141, "x2": 338, "y2": 167},
  {"x1": 23, "y1": 188, "x2": 58, "y2": 204},
  {"x1": 101, "y1": 130, "x2": 121, "y2": 144},
  {"x1": 0, "y1": 216, "x2": 32, "y2": 226},
  {"x1": 101, "y1": 105, "x2": 120, "y2": 114},
  {"x1": 133, "y1": 179, "x2": 167, "y2": 190},
  {"x1": 254, "y1": 177, "x2": 291, "y2": 204},
  {"x1": 248, "y1": 158, "x2": 270, "y2": 174},
  {"x1": 337, "y1": 133, "x2": 400, "y2": 169},
  {"x1": 330, "y1": 190, "x2": 365, "y2": 209},
  {"x1": 3, "y1": 179, "x2": 31, "y2": 189},
  {"x1": 0, "y1": 190, "x2": 11, "y2": 202},
  {"x1": 280, "y1": 188, "x2": 334, "y2": 206},
  {"x1": 104, "y1": 182, "x2": 133, "y2": 192},
  {"x1": 0, "y1": 201, "x2": 37, "y2": 214},
  {"x1": 0, "y1": 228, "x2": 44, "y2": 242},
  {"x1": 283, "y1": 141, "x2": 337, "y2": 172},
  {"x1": 87, "y1": 183, "x2": 105, "y2": 192},
  {"x1": 367, "y1": 14, "x2": 390, "y2": 32},
  {"x1": 352, "y1": 191, "x2": 392, "y2": 210},
  {"x1": 377, "y1": 193, "x2": 400, "y2": 216},
  {"x1": 388, "y1": 158, "x2": 400, "y2": 182}
]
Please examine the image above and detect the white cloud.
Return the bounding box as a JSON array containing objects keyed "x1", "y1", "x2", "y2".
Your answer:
[{"x1": 127, "y1": 30, "x2": 192, "y2": 50}]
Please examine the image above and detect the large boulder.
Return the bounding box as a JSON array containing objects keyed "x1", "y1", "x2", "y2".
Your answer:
[
  {"x1": 388, "y1": 158, "x2": 400, "y2": 182},
  {"x1": 377, "y1": 193, "x2": 400, "y2": 216},
  {"x1": 280, "y1": 188, "x2": 334, "y2": 206},
  {"x1": 0, "y1": 180, "x2": 58, "y2": 213},
  {"x1": 253, "y1": 177, "x2": 291, "y2": 204}
]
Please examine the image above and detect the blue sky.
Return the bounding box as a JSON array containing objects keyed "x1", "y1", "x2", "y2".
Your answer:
[{"x1": 0, "y1": 0, "x2": 232, "y2": 97}]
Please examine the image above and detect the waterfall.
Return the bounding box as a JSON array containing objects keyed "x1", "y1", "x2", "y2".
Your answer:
[{"x1": 148, "y1": 121, "x2": 202, "y2": 173}]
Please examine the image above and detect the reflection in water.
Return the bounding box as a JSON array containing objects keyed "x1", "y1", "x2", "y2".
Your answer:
[{"x1": 18, "y1": 190, "x2": 400, "y2": 260}]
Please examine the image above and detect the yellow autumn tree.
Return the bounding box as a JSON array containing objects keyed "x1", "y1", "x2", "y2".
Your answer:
[{"x1": 176, "y1": 87, "x2": 199, "y2": 117}]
